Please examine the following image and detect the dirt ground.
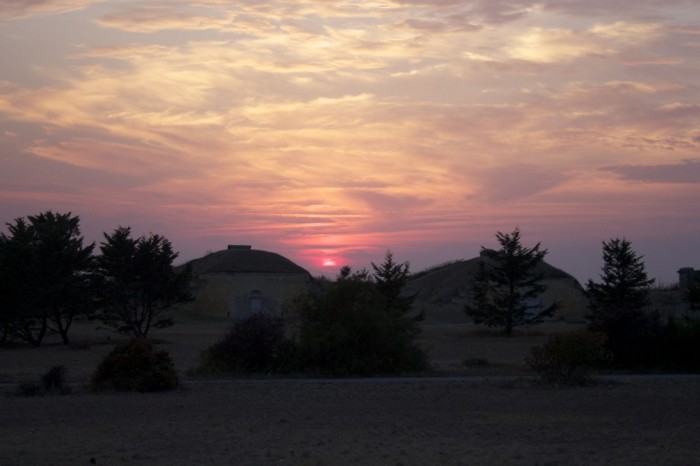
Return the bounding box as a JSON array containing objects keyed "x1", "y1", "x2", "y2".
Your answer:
[{"x1": 2, "y1": 315, "x2": 700, "y2": 465}]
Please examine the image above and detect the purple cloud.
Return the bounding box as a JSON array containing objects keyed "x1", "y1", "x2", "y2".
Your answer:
[{"x1": 602, "y1": 158, "x2": 700, "y2": 184}]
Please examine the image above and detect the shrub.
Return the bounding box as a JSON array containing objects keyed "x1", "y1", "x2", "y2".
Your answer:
[
  {"x1": 41, "y1": 365, "x2": 69, "y2": 393},
  {"x1": 527, "y1": 330, "x2": 610, "y2": 385},
  {"x1": 91, "y1": 339, "x2": 178, "y2": 392},
  {"x1": 660, "y1": 318, "x2": 700, "y2": 372},
  {"x1": 288, "y1": 269, "x2": 428, "y2": 376},
  {"x1": 199, "y1": 313, "x2": 295, "y2": 374},
  {"x1": 15, "y1": 365, "x2": 70, "y2": 397},
  {"x1": 595, "y1": 309, "x2": 664, "y2": 369}
]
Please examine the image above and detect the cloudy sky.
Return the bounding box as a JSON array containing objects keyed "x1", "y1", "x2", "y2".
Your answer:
[{"x1": 1, "y1": 0, "x2": 699, "y2": 283}]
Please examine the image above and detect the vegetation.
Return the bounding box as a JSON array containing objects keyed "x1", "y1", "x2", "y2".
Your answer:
[
  {"x1": 95, "y1": 227, "x2": 192, "y2": 339},
  {"x1": 465, "y1": 228, "x2": 559, "y2": 336},
  {"x1": 527, "y1": 331, "x2": 610, "y2": 385},
  {"x1": 198, "y1": 252, "x2": 427, "y2": 377},
  {"x1": 586, "y1": 238, "x2": 661, "y2": 368},
  {"x1": 586, "y1": 238, "x2": 655, "y2": 326},
  {"x1": 285, "y1": 255, "x2": 428, "y2": 376},
  {"x1": 91, "y1": 339, "x2": 178, "y2": 392},
  {"x1": 659, "y1": 318, "x2": 700, "y2": 372},
  {"x1": 15, "y1": 365, "x2": 71, "y2": 397},
  {"x1": 199, "y1": 313, "x2": 294, "y2": 374},
  {"x1": 0, "y1": 212, "x2": 95, "y2": 346},
  {"x1": 372, "y1": 250, "x2": 424, "y2": 326}
]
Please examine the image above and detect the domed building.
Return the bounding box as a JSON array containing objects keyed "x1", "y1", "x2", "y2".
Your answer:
[{"x1": 183, "y1": 245, "x2": 312, "y2": 319}]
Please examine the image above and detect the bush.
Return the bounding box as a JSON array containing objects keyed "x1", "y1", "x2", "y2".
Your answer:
[
  {"x1": 527, "y1": 331, "x2": 610, "y2": 385},
  {"x1": 660, "y1": 318, "x2": 700, "y2": 372},
  {"x1": 91, "y1": 339, "x2": 178, "y2": 392},
  {"x1": 199, "y1": 313, "x2": 295, "y2": 374},
  {"x1": 15, "y1": 365, "x2": 70, "y2": 397},
  {"x1": 594, "y1": 309, "x2": 664, "y2": 369},
  {"x1": 288, "y1": 270, "x2": 428, "y2": 376}
]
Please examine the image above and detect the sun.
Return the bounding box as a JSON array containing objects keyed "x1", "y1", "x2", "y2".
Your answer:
[{"x1": 322, "y1": 258, "x2": 337, "y2": 267}]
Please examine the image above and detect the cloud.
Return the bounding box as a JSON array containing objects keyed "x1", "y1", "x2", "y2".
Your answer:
[
  {"x1": 96, "y1": 7, "x2": 233, "y2": 33},
  {"x1": 537, "y1": 0, "x2": 698, "y2": 16},
  {"x1": 1, "y1": 0, "x2": 699, "y2": 282},
  {"x1": 602, "y1": 159, "x2": 700, "y2": 184},
  {"x1": 0, "y1": 0, "x2": 100, "y2": 19},
  {"x1": 508, "y1": 21, "x2": 660, "y2": 63},
  {"x1": 349, "y1": 190, "x2": 433, "y2": 214}
]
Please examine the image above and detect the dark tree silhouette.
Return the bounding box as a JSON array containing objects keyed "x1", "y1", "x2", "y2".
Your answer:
[
  {"x1": 287, "y1": 264, "x2": 427, "y2": 375},
  {"x1": 372, "y1": 250, "x2": 423, "y2": 326},
  {"x1": 0, "y1": 218, "x2": 41, "y2": 345},
  {"x1": 585, "y1": 238, "x2": 660, "y2": 367},
  {"x1": 586, "y1": 238, "x2": 655, "y2": 326},
  {"x1": 0, "y1": 212, "x2": 95, "y2": 346},
  {"x1": 96, "y1": 227, "x2": 191, "y2": 338},
  {"x1": 465, "y1": 228, "x2": 559, "y2": 336}
]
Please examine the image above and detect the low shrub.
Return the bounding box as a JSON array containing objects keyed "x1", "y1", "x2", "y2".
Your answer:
[
  {"x1": 15, "y1": 365, "x2": 70, "y2": 397},
  {"x1": 199, "y1": 313, "x2": 295, "y2": 374},
  {"x1": 91, "y1": 339, "x2": 178, "y2": 392},
  {"x1": 527, "y1": 330, "x2": 610, "y2": 385}
]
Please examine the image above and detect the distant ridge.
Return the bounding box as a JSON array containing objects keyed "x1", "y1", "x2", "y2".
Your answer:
[{"x1": 406, "y1": 257, "x2": 588, "y2": 323}]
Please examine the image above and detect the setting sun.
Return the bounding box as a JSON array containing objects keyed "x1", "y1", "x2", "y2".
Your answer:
[{"x1": 322, "y1": 259, "x2": 337, "y2": 267}]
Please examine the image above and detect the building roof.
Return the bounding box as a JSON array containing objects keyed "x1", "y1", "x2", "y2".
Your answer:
[{"x1": 186, "y1": 247, "x2": 310, "y2": 275}]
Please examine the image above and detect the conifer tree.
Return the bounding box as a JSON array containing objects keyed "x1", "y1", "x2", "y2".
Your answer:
[
  {"x1": 586, "y1": 238, "x2": 655, "y2": 326},
  {"x1": 465, "y1": 228, "x2": 559, "y2": 335},
  {"x1": 371, "y1": 250, "x2": 423, "y2": 325},
  {"x1": 586, "y1": 238, "x2": 658, "y2": 367}
]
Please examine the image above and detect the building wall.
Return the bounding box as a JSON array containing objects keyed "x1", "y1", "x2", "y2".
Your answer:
[{"x1": 190, "y1": 272, "x2": 311, "y2": 319}]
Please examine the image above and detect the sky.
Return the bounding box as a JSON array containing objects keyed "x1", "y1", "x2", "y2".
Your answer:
[{"x1": 1, "y1": 0, "x2": 699, "y2": 284}]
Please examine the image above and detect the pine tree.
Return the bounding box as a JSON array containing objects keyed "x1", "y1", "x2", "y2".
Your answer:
[
  {"x1": 465, "y1": 228, "x2": 559, "y2": 336},
  {"x1": 586, "y1": 238, "x2": 659, "y2": 368},
  {"x1": 372, "y1": 251, "x2": 419, "y2": 316},
  {"x1": 586, "y1": 238, "x2": 655, "y2": 325}
]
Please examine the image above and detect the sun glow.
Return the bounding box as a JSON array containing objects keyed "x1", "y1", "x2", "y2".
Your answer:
[{"x1": 322, "y1": 258, "x2": 337, "y2": 267}]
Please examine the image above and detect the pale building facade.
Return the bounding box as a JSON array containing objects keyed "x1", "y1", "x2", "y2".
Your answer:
[{"x1": 184, "y1": 245, "x2": 311, "y2": 319}]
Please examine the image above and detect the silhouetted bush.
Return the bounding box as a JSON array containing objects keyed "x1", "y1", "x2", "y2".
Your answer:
[
  {"x1": 15, "y1": 365, "x2": 70, "y2": 396},
  {"x1": 41, "y1": 365, "x2": 69, "y2": 393},
  {"x1": 660, "y1": 318, "x2": 700, "y2": 372},
  {"x1": 287, "y1": 267, "x2": 428, "y2": 376},
  {"x1": 91, "y1": 339, "x2": 178, "y2": 392},
  {"x1": 527, "y1": 331, "x2": 610, "y2": 385},
  {"x1": 596, "y1": 309, "x2": 664, "y2": 369},
  {"x1": 199, "y1": 313, "x2": 296, "y2": 374}
]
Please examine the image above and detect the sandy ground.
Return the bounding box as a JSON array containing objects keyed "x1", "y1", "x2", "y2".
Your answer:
[{"x1": 2, "y1": 316, "x2": 700, "y2": 465}]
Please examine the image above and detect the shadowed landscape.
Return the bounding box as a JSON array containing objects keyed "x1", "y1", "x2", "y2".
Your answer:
[{"x1": 3, "y1": 313, "x2": 700, "y2": 465}]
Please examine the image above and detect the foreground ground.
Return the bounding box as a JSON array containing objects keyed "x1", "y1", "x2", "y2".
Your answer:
[
  {"x1": 3, "y1": 378, "x2": 700, "y2": 465},
  {"x1": 2, "y1": 315, "x2": 700, "y2": 465}
]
